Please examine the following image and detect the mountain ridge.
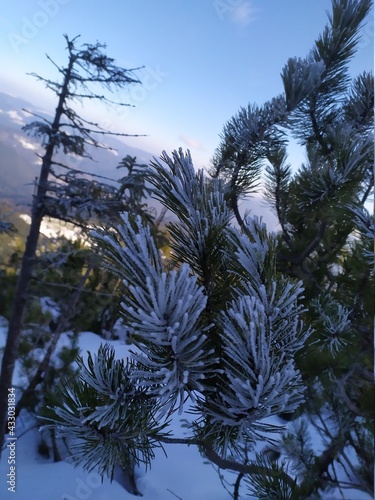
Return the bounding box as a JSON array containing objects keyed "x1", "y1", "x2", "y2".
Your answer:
[
  {"x1": 0, "y1": 92, "x2": 278, "y2": 230},
  {"x1": 0, "y1": 92, "x2": 158, "y2": 206}
]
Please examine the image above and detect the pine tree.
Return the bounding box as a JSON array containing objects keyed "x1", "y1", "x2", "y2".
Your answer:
[
  {"x1": 38, "y1": 0, "x2": 373, "y2": 497},
  {"x1": 41, "y1": 150, "x2": 312, "y2": 496},
  {"x1": 212, "y1": 0, "x2": 374, "y2": 496},
  {"x1": 0, "y1": 34, "x2": 144, "y2": 450}
]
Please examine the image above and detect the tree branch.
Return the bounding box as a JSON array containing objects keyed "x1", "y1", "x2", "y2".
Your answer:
[
  {"x1": 294, "y1": 220, "x2": 326, "y2": 266},
  {"x1": 158, "y1": 436, "x2": 297, "y2": 490}
]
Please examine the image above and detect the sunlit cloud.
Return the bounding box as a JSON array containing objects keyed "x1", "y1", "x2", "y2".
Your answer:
[
  {"x1": 16, "y1": 135, "x2": 36, "y2": 150},
  {"x1": 179, "y1": 134, "x2": 204, "y2": 150},
  {"x1": 7, "y1": 109, "x2": 25, "y2": 125}
]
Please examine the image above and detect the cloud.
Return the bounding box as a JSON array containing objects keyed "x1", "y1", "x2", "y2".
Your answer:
[
  {"x1": 230, "y1": 2, "x2": 256, "y2": 27},
  {"x1": 16, "y1": 135, "x2": 36, "y2": 150},
  {"x1": 7, "y1": 110, "x2": 25, "y2": 125},
  {"x1": 179, "y1": 134, "x2": 204, "y2": 150}
]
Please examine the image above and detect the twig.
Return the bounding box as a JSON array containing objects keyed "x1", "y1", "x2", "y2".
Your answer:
[
  {"x1": 166, "y1": 488, "x2": 183, "y2": 499},
  {"x1": 233, "y1": 472, "x2": 244, "y2": 500}
]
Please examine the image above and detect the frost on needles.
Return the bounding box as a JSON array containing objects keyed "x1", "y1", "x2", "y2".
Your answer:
[{"x1": 41, "y1": 149, "x2": 312, "y2": 477}]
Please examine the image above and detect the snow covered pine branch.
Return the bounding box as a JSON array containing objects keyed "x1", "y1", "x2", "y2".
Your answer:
[{"x1": 41, "y1": 149, "x2": 311, "y2": 486}]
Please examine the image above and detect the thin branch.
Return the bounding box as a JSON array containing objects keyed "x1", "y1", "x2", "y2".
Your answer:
[
  {"x1": 230, "y1": 164, "x2": 245, "y2": 228},
  {"x1": 45, "y1": 53, "x2": 67, "y2": 74},
  {"x1": 58, "y1": 124, "x2": 147, "y2": 138},
  {"x1": 22, "y1": 108, "x2": 52, "y2": 125},
  {"x1": 26, "y1": 73, "x2": 63, "y2": 91},
  {"x1": 158, "y1": 436, "x2": 296, "y2": 489},
  {"x1": 338, "y1": 446, "x2": 372, "y2": 495},
  {"x1": 233, "y1": 471, "x2": 244, "y2": 500},
  {"x1": 68, "y1": 92, "x2": 136, "y2": 107},
  {"x1": 294, "y1": 220, "x2": 326, "y2": 265},
  {"x1": 49, "y1": 160, "x2": 118, "y2": 183},
  {"x1": 202, "y1": 444, "x2": 297, "y2": 488},
  {"x1": 31, "y1": 278, "x2": 113, "y2": 296},
  {"x1": 166, "y1": 489, "x2": 183, "y2": 500}
]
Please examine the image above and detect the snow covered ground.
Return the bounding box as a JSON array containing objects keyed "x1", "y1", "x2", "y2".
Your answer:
[
  {"x1": 0, "y1": 320, "x2": 372, "y2": 500},
  {"x1": 0, "y1": 325, "x2": 238, "y2": 500},
  {"x1": 19, "y1": 214, "x2": 81, "y2": 242},
  {"x1": 0, "y1": 416, "x2": 234, "y2": 500}
]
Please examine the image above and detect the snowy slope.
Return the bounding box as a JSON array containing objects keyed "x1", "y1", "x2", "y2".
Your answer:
[
  {"x1": 0, "y1": 322, "x2": 372, "y2": 500},
  {"x1": 0, "y1": 423, "x2": 234, "y2": 500},
  {"x1": 0, "y1": 326, "x2": 236, "y2": 500}
]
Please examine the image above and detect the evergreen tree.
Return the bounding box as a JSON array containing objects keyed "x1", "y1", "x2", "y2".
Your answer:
[
  {"x1": 38, "y1": 0, "x2": 373, "y2": 497},
  {"x1": 212, "y1": 0, "x2": 374, "y2": 496},
  {"x1": 42, "y1": 150, "x2": 312, "y2": 496}
]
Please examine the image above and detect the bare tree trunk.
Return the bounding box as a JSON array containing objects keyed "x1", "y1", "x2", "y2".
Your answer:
[
  {"x1": 0, "y1": 211, "x2": 42, "y2": 450},
  {"x1": 0, "y1": 56, "x2": 74, "y2": 452}
]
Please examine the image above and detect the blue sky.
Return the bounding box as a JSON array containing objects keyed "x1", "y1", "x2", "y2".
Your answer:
[{"x1": 0, "y1": 0, "x2": 373, "y2": 168}]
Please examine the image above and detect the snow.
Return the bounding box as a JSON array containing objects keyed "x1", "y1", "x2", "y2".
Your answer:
[
  {"x1": 19, "y1": 214, "x2": 79, "y2": 241},
  {"x1": 0, "y1": 319, "x2": 372, "y2": 499},
  {"x1": 0, "y1": 321, "x2": 235, "y2": 500},
  {"x1": 0, "y1": 422, "x2": 232, "y2": 500},
  {"x1": 40, "y1": 297, "x2": 61, "y2": 322}
]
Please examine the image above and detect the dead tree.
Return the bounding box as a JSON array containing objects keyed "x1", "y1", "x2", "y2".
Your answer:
[{"x1": 0, "y1": 34, "x2": 144, "y2": 450}]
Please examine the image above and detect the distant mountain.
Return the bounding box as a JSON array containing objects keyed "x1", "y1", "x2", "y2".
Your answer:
[
  {"x1": 0, "y1": 92, "x2": 279, "y2": 230},
  {"x1": 0, "y1": 92, "x2": 157, "y2": 206}
]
